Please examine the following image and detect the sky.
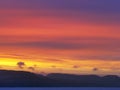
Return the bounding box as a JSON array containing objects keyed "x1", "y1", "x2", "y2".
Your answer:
[{"x1": 0, "y1": 0, "x2": 120, "y2": 76}]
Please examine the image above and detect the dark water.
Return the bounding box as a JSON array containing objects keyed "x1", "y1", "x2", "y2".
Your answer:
[{"x1": 0, "y1": 88, "x2": 120, "y2": 90}]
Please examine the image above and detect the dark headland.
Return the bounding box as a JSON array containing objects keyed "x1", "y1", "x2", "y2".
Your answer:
[{"x1": 0, "y1": 70, "x2": 119, "y2": 87}]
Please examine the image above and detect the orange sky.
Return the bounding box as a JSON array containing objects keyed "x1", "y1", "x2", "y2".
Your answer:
[{"x1": 0, "y1": 0, "x2": 120, "y2": 76}]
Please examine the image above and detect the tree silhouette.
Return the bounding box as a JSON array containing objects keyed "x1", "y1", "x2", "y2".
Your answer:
[
  {"x1": 93, "y1": 68, "x2": 98, "y2": 71},
  {"x1": 17, "y1": 62, "x2": 25, "y2": 69},
  {"x1": 28, "y1": 67, "x2": 35, "y2": 71}
]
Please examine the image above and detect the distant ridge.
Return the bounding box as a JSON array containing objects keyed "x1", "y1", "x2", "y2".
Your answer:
[{"x1": 0, "y1": 70, "x2": 119, "y2": 87}]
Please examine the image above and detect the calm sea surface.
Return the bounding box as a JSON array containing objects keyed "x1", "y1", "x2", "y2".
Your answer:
[{"x1": 0, "y1": 88, "x2": 120, "y2": 90}]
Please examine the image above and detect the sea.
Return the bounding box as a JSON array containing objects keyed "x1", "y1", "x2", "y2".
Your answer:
[{"x1": 0, "y1": 88, "x2": 120, "y2": 90}]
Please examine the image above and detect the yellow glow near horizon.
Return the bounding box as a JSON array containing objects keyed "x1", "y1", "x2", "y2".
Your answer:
[
  {"x1": 0, "y1": 58, "x2": 17, "y2": 66},
  {"x1": 0, "y1": 57, "x2": 66, "y2": 69},
  {"x1": 0, "y1": 55, "x2": 120, "y2": 76}
]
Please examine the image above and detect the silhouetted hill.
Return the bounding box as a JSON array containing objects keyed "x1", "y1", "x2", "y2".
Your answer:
[
  {"x1": 47, "y1": 73, "x2": 120, "y2": 87},
  {"x1": 0, "y1": 70, "x2": 120, "y2": 87},
  {"x1": 0, "y1": 70, "x2": 54, "y2": 87}
]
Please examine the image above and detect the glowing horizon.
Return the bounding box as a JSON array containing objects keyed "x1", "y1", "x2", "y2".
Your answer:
[{"x1": 0, "y1": 0, "x2": 120, "y2": 76}]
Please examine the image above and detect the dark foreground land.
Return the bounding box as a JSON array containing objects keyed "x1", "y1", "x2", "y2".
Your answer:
[{"x1": 0, "y1": 70, "x2": 119, "y2": 87}]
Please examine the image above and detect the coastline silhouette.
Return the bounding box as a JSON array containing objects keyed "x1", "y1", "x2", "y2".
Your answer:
[{"x1": 0, "y1": 70, "x2": 119, "y2": 87}]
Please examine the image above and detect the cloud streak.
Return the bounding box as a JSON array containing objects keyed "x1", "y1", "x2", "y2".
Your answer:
[
  {"x1": 0, "y1": 36, "x2": 120, "y2": 51},
  {"x1": 0, "y1": 36, "x2": 120, "y2": 61}
]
